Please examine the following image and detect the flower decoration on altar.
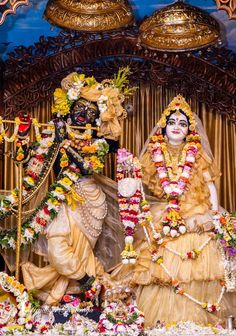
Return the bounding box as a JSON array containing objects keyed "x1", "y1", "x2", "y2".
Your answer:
[
  {"x1": 213, "y1": 211, "x2": 236, "y2": 292},
  {"x1": 214, "y1": 212, "x2": 236, "y2": 257},
  {"x1": 85, "y1": 278, "x2": 102, "y2": 302},
  {"x1": 0, "y1": 272, "x2": 32, "y2": 328},
  {"x1": 146, "y1": 321, "x2": 229, "y2": 335},
  {"x1": 98, "y1": 300, "x2": 144, "y2": 335},
  {"x1": 52, "y1": 67, "x2": 135, "y2": 140}
]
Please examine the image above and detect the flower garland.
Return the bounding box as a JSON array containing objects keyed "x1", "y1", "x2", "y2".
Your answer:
[
  {"x1": 138, "y1": 206, "x2": 227, "y2": 313},
  {"x1": 212, "y1": 211, "x2": 236, "y2": 291},
  {"x1": 0, "y1": 272, "x2": 32, "y2": 327},
  {"x1": 150, "y1": 250, "x2": 225, "y2": 313},
  {"x1": 213, "y1": 212, "x2": 236, "y2": 257},
  {"x1": 136, "y1": 194, "x2": 227, "y2": 314},
  {"x1": 164, "y1": 235, "x2": 213, "y2": 260},
  {"x1": 60, "y1": 135, "x2": 109, "y2": 173},
  {"x1": 0, "y1": 133, "x2": 109, "y2": 250},
  {"x1": 98, "y1": 301, "x2": 144, "y2": 335},
  {"x1": 0, "y1": 164, "x2": 80, "y2": 250},
  {"x1": 85, "y1": 279, "x2": 102, "y2": 302},
  {"x1": 149, "y1": 132, "x2": 201, "y2": 238},
  {"x1": 117, "y1": 148, "x2": 142, "y2": 264},
  {"x1": 0, "y1": 130, "x2": 56, "y2": 222},
  {"x1": 0, "y1": 117, "x2": 21, "y2": 143}
]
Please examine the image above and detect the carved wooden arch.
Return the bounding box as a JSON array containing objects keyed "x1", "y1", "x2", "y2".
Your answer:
[{"x1": 3, "y1": 29, "x2": 236, "y2": 122}]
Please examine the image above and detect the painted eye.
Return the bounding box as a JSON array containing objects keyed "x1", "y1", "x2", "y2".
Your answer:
[
  {"x1": 180, "y1": 122, "x2": 188, "y2": 127},
  {"x1": 167, "y1": 120, "x2": 175, "y2": 126},
  {"x1": 74, "y1": 104, "x2": 84, "y2": 112},
  {"x1": 87, "y1": 109, "x2": 96, "y2": 118}
]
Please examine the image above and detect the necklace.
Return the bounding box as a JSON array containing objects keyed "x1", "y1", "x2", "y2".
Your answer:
[
  {"x1": 78, "y1": 203, "x2": 103, "y2": 238},
  {"x1": 76, "y1": 182, "x2": 106, "y2": 209},
  {"x1": 76, "y1": 182, "x2": 107, "y2": 221}
]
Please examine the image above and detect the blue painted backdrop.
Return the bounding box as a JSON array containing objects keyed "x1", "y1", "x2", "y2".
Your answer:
[{"x1": 0, "y1": 0, "x2": 236, "y2": 59}]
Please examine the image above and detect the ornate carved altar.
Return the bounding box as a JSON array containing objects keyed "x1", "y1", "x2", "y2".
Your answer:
[{"x1": 1, "y1": 27, "x2": 236, "y2": 213}]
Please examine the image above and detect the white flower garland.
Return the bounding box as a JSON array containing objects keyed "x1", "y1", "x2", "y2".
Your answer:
[
  {"x1": 0, "y1": 116, "x2": 21, "y2": 143},
  {"x1": 164, "y1": 235, "x2": 213, "y2": 260},
  {"x1": 152, "y1": 255, "x2": 226, "y2": 313},
  {"x1": 0, "y1": 130, "x2": 55, "y2": 219}
]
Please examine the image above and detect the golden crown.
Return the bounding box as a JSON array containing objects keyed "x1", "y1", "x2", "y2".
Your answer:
[{"x1": 158, "y1": 95, "x2": 196, "y2": 131}]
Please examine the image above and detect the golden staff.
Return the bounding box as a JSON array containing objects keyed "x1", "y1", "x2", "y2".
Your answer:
[{"x1": 15, "y1": 162, "x2": 23, "y2": 281}]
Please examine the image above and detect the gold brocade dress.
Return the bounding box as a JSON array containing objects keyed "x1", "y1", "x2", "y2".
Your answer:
[
  {"x1": 111, "y1": 144, "x2": 236, "y2": 327},
  {"x1": 22, "y1": 177, "x2": 105, "y2": 305}
]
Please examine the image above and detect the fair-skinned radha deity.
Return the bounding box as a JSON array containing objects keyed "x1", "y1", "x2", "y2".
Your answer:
[
  {"x1": 110, "y1": 95, "x2": 236, "y2": 327},
  {"x1": 20, "y1": 70, "x2": 236, "y2": 328}
]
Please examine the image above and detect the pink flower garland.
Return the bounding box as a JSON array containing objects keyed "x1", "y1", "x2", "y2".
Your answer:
[
  {"x1": 149, "y1": 132, "x2": 201, "y2": 237},
  {"x1": 117, "y1": 149, "x2": 142, "y2": 264}
]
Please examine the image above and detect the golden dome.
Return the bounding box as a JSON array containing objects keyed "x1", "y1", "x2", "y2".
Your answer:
[
  {"x1": 44, "y1": 0, "x2": 134, "y2": 32},
  {"x1": 139, "y1": 1, "x2": 220, "y2": 51}
]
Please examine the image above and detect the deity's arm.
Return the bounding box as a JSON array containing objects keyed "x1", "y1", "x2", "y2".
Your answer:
[
  {"x1": 204, "y1": 177, "x2": 219, "y2": 212},
  {"x1": 200, "y1": 150, "x2": 220, "y2": 213}
]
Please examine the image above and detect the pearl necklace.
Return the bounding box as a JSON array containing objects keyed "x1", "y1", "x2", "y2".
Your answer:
[
  {"x1": 76, "y1": 182, "x2": 106, "y2": 209},
  {"x1": 77, "y1": 202, "x2": 103, "y2": 238},
  {"x1": 76, "y1": 182, "x2": 107, "y2": 221}
]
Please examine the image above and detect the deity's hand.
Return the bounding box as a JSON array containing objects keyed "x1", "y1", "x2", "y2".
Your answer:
[
  {"x1": 100, "y1": 273, "x2": 115, "y2": 289},
  {"x1": 195, "y1": 220, "x2": 204, "y2": 234},
  {"x1": 52, "y1": 118, "x2": 67, "y2": 143}
]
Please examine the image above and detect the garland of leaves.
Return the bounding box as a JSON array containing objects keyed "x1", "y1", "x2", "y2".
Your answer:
[{"x1": 107, "y1": 312, "x2": 139, "y2": 325}]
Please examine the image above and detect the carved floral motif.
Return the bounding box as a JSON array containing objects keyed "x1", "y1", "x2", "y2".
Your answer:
[
  {"x1": 2, "y1": 29, "x2": 236, "y2": 124},
  {"x1": 216, "y1": 0, "x2": 236, "y2": 19}
]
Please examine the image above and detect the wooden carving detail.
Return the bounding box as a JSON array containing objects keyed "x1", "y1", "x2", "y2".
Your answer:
[
  {"x1": 0, "y1": 0, "x2": 29, "y2": 25},
  {"x1": 3, "y1": 29, "x2": 236, "y2": 123},
  {"x1": 216, "y1": 0, "x2": 236, "y2": 19}
]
